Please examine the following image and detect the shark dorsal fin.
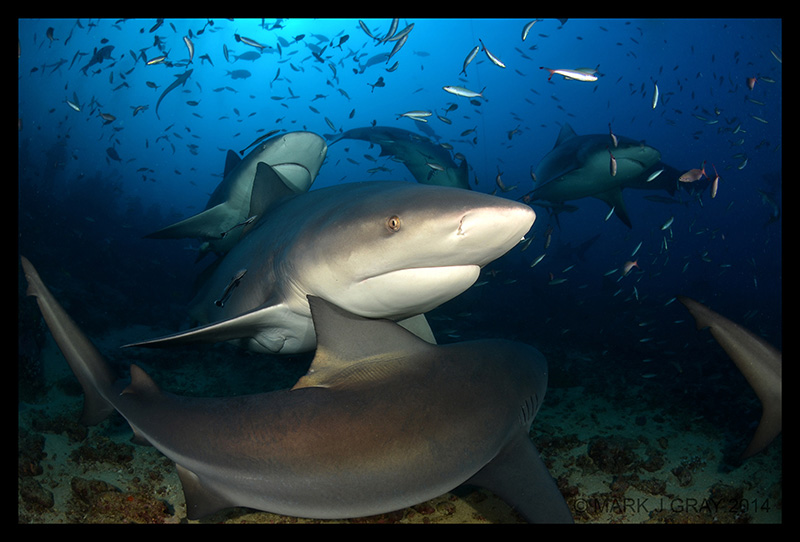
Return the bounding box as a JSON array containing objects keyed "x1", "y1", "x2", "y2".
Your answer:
[
  {"x1": 223, "y1": 149, "x2": 242, "y2": 178},
  {"x1": 292, "y1": 296, "x2": 433, "y2": 390},
  {"x1": 554, "y1": 123, "x2": 578, "y2": 148},
  {"x1": 244, "y1": 162, "x2": 298, "y2": 234}
]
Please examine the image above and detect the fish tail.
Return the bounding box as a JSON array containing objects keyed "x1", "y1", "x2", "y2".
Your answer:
[{"x1": 20, "y1": 256, "x2": 118, "y2": 426}]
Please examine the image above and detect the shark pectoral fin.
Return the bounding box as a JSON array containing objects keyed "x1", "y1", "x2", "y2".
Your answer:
[
  {"x1": 144, "y1": 202, "x2": 233, "y2": 241},
  {"x1": 465, "y1": 433, "x2": 573, "y2": 523},
  {"x1": 176, "y1": 464, "x2": 237, "y2": 520},
  {"x1": 123, "y1": 304, "x2": 290, "y2": 352},
  {"x1": 594, "y1": 188, "x2": 632, "y2": 228},
  {"x1": 397, "y1": 313, "x2": 437, "y2": 344}
]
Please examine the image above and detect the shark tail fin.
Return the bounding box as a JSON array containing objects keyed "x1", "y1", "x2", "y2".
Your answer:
[
  {"x1": 677, "y1": 295, "x2": 782, "y2": 460},
  {"x1": 20, "y1": 257, "x2": 118, "y2": 425}
]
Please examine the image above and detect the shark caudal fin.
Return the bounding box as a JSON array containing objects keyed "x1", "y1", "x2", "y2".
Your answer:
[{"x1": 678, "y1": 295, "x2": 782, "y2": 459}]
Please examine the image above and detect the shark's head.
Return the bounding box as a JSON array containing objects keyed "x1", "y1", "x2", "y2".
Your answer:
[{"x1": 297, "y1": 181, "x2": 535, "y2": 320}]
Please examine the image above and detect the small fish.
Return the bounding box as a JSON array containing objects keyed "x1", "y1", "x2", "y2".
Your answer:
[
  {"x1": 479, "y1": 39, "x2": 506, "y2": 68},
  {"x1": 622, "y1": 260, "x2": 639, "y2": 277},
  {"x1": 146, "y1": 54, "x2": 167, "y2": 65},
  {"x1": 608, "y1": 147, "x2": 617, "y2": 176},
  {"x1": 604, "y1": 206, "x2": 615, "y2": 222},
  {"x1": 651, "y1": 82, "x2": 659, "y2": 109},
  {"x1": 225, "y1": 216, "x2": 257, "y2": 238},
  {"x1": 65, "y1": 99, "x2": 81, "y2": 112},
  {"x1": 631, "y1": 241, "x2": 643, "y2": 257},
  {"x1": 746, "y1": 76, "x2": 757, "y2": 90},
  {"x1": 183, "y1": 36, "x2": 194, "y2": 63},
  {"x1": 214, "y1": 268, "x2": 248, "y2": 307},
  {"x1": 521, "y1": 20, "x2": 537, "y2": 41},
  {"x1": 235, "y1": 34, "x2": 268, "y2": 50},
  {"x1": 750, "y1": 115, "x2": 769, "y2": 124},
  {"x1": 460, "y1": 45, "x2": 480, "y2": 76},
  {"x1": 608, "y1": 123, "x2": 618, "y2": 148},
  {"x1": 368, "y1": 76, "x2": 385, "y2": 93},
  {"x1": 540, "y1": 66, "x2": 598, "y2": 82},
  {"x1": 239, "y1": 129, "x2": 281, "y2": 155},
  {"x1": 386, "y1": 33, "x2": 409, "y2": 63},
  {"x1": 397, "y1": 110, "x2": 432, "y2": 121},
  {"x1": 646, "y1": 168, "x2": 664, "y2": 183},
  {"x1": 530, "y1": 253, "x2": 546, "y2": 267},
  {"x1": 442, "y1": 85, "x2": 485, "y2": 98},
  {"x1": 105, "y1": 147, "x2": 121, "y2": 162},
  {"x1": 710, "y1": 163, "x2": 720, "y2": 199},
  {"x1": 679, "y1": 161, "x2": 706, "y2": 183},
  {"x1": 495, "y1": 170, "x2": 517, "y2": 192},
  {"x1": 548, "y1": 278, "x2": 568, "y2": 286},
  {"x1": 661, "y1": 216, "x2": 674, "y2": 230}
]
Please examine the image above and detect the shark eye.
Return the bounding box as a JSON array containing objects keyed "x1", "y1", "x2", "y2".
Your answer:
[{"x1": 386, "y1": 215, "x2": 401, "y2": 232}]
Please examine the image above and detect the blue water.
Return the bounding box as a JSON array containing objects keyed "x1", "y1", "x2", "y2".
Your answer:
[{"x1": 18, "y1": 18, "x2": 782, "y2": 520}]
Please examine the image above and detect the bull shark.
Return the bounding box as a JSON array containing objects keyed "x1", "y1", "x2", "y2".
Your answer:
[
  {"x1": 20, "y1": 256, "x2": 573, "y2": 523},
  {"x1": 155, "y1": 69, "x2": 193, "y2": 120},
  {"x1": 131, "y1": 179, "x2": 535, "y2": 354},
  {"x1": 678, "y1": 296, "x2": 782, "y2": 459},
  {"x1": 332, "y1": 126, "x2": 471, "y2": 190},
  {"x1": 80, "y1": 45, "x2": 114, "y2": 74},
  {"x1": 145, "y1": 131, "x2": 327, "y2": 256},
  {"x1": 524, "y1": 123, "x2": 662, "y2": 228}
]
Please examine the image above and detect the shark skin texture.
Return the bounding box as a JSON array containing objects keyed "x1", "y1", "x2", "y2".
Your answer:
[{"x1": 20, "y1": 256, "x2": 573, "y2": 523}]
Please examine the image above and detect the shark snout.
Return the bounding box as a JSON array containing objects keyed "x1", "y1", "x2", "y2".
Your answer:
[{"x1": 456, "y1": 200, "x2": 535, "y2": 264}]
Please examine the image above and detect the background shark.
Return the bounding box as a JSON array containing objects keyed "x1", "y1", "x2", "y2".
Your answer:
[
  {"x1": 525, "y1": 123, "x2": 663, "y2": 228},
  {"x1": 21, "y1": 256, "x2": 573, "y2": 523},
  {"x1": 145, "y1": 131, "x2": 328, "y2": 256},
  {"x1": 130, "y1": 179, "x2": 535, "y2": 354},
  {"x1": 332, "y1": 125, "x2": 471, "y2": 190},
  {"x1": 79, "y1": 44, "x2": 114, "y2": 74}
]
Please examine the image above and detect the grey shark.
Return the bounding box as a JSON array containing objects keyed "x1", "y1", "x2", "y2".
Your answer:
[
  {"x1": 145, "y1": 131, "x2": 327, "y2": 255},
  {"x1": 333, "y1": 126, "x2": 471, "y2": 190},
  {"x1": 155, "y1": 69, "x2": 193, "y2": 120},
  {"x1": 132, "y1": 179, "x2": 535, "y2": 354},
  {"x1": 80, "y1": 45, "x2": 114, "y2": 74},
  {"x1": 20, "y1": 256, "x2": 572, "y2": 523},
  {"x1": 678, "y1": 296, "x2": 782, "y2": 459},
  {"x1": 524, "y1": 123, "x2": 662, "y2": 228}
]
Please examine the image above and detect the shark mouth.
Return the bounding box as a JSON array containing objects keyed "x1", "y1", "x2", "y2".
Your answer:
[{"x1": 344, "y1": 265, "x2": 481, "y2": 318}]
